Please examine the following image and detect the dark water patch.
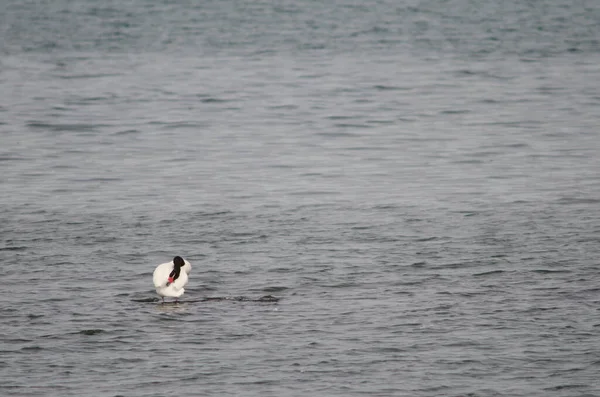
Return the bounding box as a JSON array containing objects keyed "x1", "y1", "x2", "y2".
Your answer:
[
  {"x1": 439, "y1": 109, "x2": 470, "y2": 115},
  {"x1": 131, "y1": 297, "x2": 159, "y2": 303},
  {"x1": 267, "y1": 267, "x2": 292, "y2": 273},
  {"x1": 345, "y1": 145, "x2": 390, "y2": 151},
  {"x1": 160, "y1": 122, "x2": 207, "y2": 130},
  {"x1": 455, "y1": 69, "x2": 479, "y2": 77},
  {"x1": 261, "y1": 286, "x2": 288, "y2": 293},
  {"x1": 366, "y1": 119, "x2": 395, "y2": 124},
  {"x1": 133, "y1": 295, "x2": 280, "y2": 304},
  {"x1": 39, "y1": 332, "x2": 66, "y2": 340},
  {"x1": 322, "y1": 282, "x2": 359, "y2": 288},
  {"x1": 20, "y1": 345, "x2": 44, "y2": 351},
  {"x1": 68, "y1": 177, "x2": 122, "y2": 183},
  {"x1": 51, "y1": 105, "x2": 73, "y2": 111},
  {"x1": 480, "y1": 98, "x2": 501, "y2": 104},
  {"x1": 350, "y1": 225, "x2": 373, "y2": 230},
  {"x1": 199, "y1": 295, "x2": 280, "y2": 303},
  {"x1": 315, "y1": 131, "x2": 357, "y2": 138},
  {"x1": 268, "y1": 104, "x2": 298, "y2": 110},
  {"x1": 467, "y1": 151, "x2": 502, "y2": 157},
  {"x1": 471, "y1": 120, "x2": 537, "y2": 129},
  {"x1": 543, "y1": 384, "x2": 587, "y2": 391},
  {"x1": 3, "y1": 337, "x2": 32, "y2": 344},
  {"x1": 234, "y1": 379, "x2": 280, "y2": 386},
  {"x1": 538, "y1": 85, "x2": 566, "y2": 94},
  {"x1": 78, "y1": 329, "x2": 105, "y2": 336},
  {"x1": 521, "y1": 306, "x2": 559, "y2": 313},
  {"x1": 199, "y1": 97, "x2": 229, "y2": 103},
  {"x1": 438, "y1": 262, "x2": 478, "y2": 269},
  {"x1": 58, "y1": 73, "x2": 122, "y2": 79},
  {"x1": 61, "y1": 149, "x2": 93, "y2": 154},
  {"x1": 26, "y1": 122, "x2": 107, "y2": 132},
  {"x1": 332, "y1": 123, "x2": 373, "y2": 129},
  {"x1": 503, "y1": 142, "x2": 531, "y2": 149},
  {"x1": 531, "y1": 269, "x2": 571, "y2": 274},
  {"x1": 113, "y1": 129, "x2": 140, "y2": 135},
  {"x1": 113, "y1": 357, "x2": 145, "y2": 364},
  {"x1": 474, "y1": 270, "x2": 506, "y2": 277},
  {"x1": 372, "y1": 204, "x2": 402, "y2": 210},
  {"x1": 414, "y1": 236, "x2": 439, "y2": 242},
  {"x1": 51, "y1": 165, "x2": 77, "y2": 171},
  {"x1": 22, "y1": 171, "x2": 52, "y2": 177},
  {"x1": 556, "y1": 197, "x2": 600, "y2": 205},
  {"x1": 326, "y1": 115, "x2": 357, "y2": 120},
  {"x1": 228, "y1": 231, "x2": 262, "y2": 238},
  {"x1": 373, "y1": 84, "x2": 410, "y2": 91},
  {"x1": 73, "y1": 96, "x2": 115, "y2": 103},
  {"x1": 0, "y1": 246, "x2": 28, "y2": 251},
  {"x1": 289, "y1": 190, "x2": 338, "y2": 196},
  {"x1": 487, "y1": 173, "x2": 527, "y2": 180},
  {"x1": 0, "y1": 155, "x2": 27, "y2": 161},
  {"x1": 580, "y1": 288, "x2": 600, "y2": 294}
]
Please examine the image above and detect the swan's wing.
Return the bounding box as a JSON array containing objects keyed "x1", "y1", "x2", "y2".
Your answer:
[
  {"x1": 171, "y1": 270, "x2": 189, "y2": 291},
  {"x1": 183, "y1": 260, "x2": 192, "y2": 275},
  {"x1": 153, "y1": 262, "x2": 172, "y2": 288}
]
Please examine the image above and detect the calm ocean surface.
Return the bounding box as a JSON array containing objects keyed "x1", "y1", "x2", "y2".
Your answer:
[{"x1": 1, "y1": 1, "x2": 600, "y2": 396}]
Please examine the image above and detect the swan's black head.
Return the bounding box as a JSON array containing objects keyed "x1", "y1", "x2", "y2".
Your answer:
[{"x1": 173, "y1": 256, "x2": 185, "y2": 267}]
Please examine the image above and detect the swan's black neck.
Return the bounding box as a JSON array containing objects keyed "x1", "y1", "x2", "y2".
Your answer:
[
  {"x1": 169, "y1": 265, "x2": 182, "y2": 281},
  {"x1": 169, "y1": 256, "x2": 185, "y2": 281}
]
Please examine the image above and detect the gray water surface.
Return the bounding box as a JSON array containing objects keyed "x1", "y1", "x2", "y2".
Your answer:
[{"x1": 1, "y1": 1, "x2": 600, "y2": 396}]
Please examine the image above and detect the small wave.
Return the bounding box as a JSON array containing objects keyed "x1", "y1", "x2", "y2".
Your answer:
[{"x1": 474, "y1": 270, "x2": 506, "y2": 277}]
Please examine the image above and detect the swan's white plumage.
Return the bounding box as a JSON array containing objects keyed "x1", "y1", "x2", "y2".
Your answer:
[{"x1": 153, "y1": 259, "x2": 191, "y2": 298}]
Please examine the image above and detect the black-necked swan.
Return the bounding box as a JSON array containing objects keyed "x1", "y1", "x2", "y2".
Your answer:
[{"x1": 153, "y1": 256, "x2": 192, "y2": 302}]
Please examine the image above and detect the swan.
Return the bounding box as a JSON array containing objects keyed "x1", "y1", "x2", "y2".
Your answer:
[{"x1": 153, "y1": 256, "x2": 191, "y2": 302}]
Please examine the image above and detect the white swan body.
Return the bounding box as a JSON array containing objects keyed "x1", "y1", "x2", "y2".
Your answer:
[{"x1": 153, "y1": 257, "x2": 191, "y2": 299}]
